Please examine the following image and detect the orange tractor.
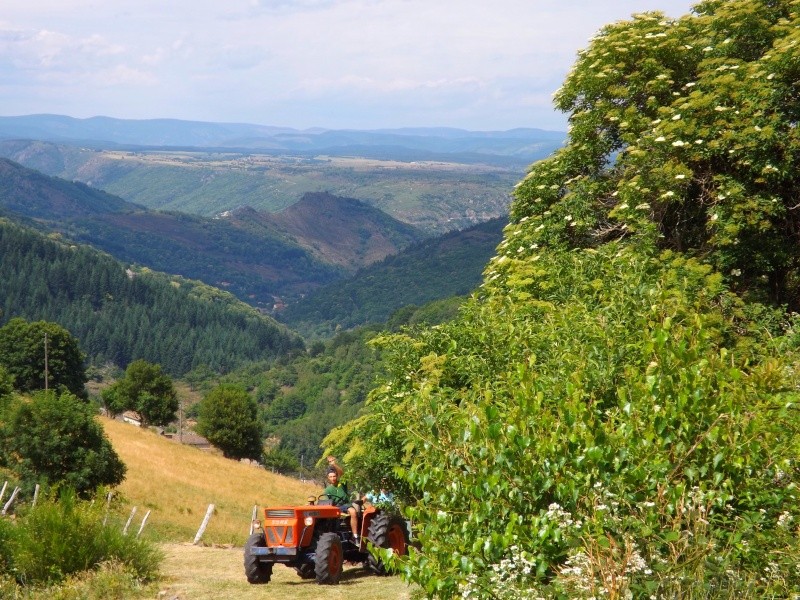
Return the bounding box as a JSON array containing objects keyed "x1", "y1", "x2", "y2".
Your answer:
[{"x1": 244, "y1": 496, "x2": 410, "y2": 585}]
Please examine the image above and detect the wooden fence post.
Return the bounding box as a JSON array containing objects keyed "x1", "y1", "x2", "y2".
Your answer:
[
  {"x1": 32, "y1": 484, "x2": 40, "y2": 508},
  {"x1": 123, "y1": 506, "x2": 137, "y2": 535},
  {"x1": 1, "y1": 487, "x2": 21, "y2": 515},
  {"x1": 103, "y1": 491, "x2": 114, "y2": 526},
  {"x1": 193, "y1": 504, "x2": 215, "y2": 545},
  {"x1": 0, "y1": 481, "x2": 7, "y2": 506},
  {"x1": 249, "y1": 505, "x2": 258, "y2": 535},
  {"x1": 137, "y1": 510, "x2": 152, "y2": 538}
]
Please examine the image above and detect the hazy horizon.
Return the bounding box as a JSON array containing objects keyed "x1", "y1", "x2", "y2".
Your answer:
[{"x1": 3, "y1": 1, "x2": 696, "y2": 132}]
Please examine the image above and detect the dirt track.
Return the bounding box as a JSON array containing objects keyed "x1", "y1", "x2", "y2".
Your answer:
[{"x1": 157, "y1": 543, "x2": 414, "y2": 600}]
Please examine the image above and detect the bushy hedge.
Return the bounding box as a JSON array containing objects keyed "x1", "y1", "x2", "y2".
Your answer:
[
  {"x1": 350, "y1": 245, "x2": 800, "y2": 598},
  {"x1": 0, "y1": 490, "x2": 160, "y2": 587}
]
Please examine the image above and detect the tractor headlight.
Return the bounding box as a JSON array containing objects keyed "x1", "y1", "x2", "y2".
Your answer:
[{"x1": 304, "y1": 516, "x2": 314, "y2": 527}]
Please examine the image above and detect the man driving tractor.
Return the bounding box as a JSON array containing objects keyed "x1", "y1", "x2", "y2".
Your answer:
[{"x1": 322, "y1": 465, "x2": 361, "y2": 544}]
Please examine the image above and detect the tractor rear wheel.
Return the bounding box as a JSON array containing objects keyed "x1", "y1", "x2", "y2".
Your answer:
[
  {"x1": 366, "y1": 513, "x2": 409, "y2": 575},
  {"x1": 315, "y1": 532, "x2": 343, "y2": 584},
  {"x1": 243, "y1": 532, "x2": 273, "y2": 584}
]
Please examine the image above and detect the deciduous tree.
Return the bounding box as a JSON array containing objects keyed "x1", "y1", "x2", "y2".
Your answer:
[
  {"x1": 196, "y1": 384, "x2": 263, "y2": 460},
  {"x1": 327, "y1": 1, "x2": 800, "y2": 597},
  {"x1": 0, "y1": 391, "x2": 125, "y2": 496},
  {"x1": 106, "y1": 359, "x2": 177, "y2": 427},
  {"x1": 0, "y1": 318, "x2": 87, "y2": 398}
]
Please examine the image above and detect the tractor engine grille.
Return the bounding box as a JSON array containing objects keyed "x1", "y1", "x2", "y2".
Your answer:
[
  {"x1": 266, "y1": 525, "x2": 294, "y2": 545},
  {"x1": 265, "y1": 509, "x2": 295, "y2": 518}
]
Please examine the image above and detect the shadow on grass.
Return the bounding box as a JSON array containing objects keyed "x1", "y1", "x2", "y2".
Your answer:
[{"x1": 279, "y1": 564, "x2": 388, "y2": 587}]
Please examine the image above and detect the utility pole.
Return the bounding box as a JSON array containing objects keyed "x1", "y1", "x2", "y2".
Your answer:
[
  {"x1": 44, "y1": 332, "x2": 49, "y2": 391},
  {"x1": 179, "y1": 397, "x2": 183, "y2": 444}
]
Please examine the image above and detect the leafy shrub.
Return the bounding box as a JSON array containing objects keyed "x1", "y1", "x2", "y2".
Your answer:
[
  {"x1": 1, "y1": 489, "x2": 160, "y2": 586},
  {"x1": 0, "y1": 561, "x2": 152, "y2": 600}
]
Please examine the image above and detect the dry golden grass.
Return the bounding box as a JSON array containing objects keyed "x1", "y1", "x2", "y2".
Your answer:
[{"x1": 100, "y1": 416, "x2": 318, "y2": 545}]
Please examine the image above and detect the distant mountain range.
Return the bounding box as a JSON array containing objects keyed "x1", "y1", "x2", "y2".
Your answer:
[{"x1": 0, "y1": 114, "x2": 565, "y2": 166}]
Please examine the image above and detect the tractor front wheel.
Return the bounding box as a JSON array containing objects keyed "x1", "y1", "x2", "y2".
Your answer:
[
  {"x1": 296, "y1": 563, "x2": 316, "y2": 579},
  {"x1": 315, "y1": 532, "x2": 343, "y2": 584},
  {"x1": 243, "y1": 533, "x2": 273, "y2": 584},
  {"x1": 366, "y1": 514, "x2": 410, "y2": 575}
]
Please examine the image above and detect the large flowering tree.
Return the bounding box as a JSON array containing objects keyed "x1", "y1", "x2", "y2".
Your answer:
[{"x1": 327, "y1": 1, "x2": 800, "y2": 598}]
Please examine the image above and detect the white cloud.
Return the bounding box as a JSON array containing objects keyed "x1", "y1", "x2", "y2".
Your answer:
[{"x1": 0, "y1": 0, "x2": 697, "y2": 129}]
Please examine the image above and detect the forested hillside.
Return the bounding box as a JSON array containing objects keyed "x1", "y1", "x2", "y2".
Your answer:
[
  {"x1": 214, "y1": 298, "x2": 463, "y2": 470},
  {"x1": 0, "y1": 158, "x2": 347, "y2": 305},
  {"x1": 219, "y1": 191, "x2": 424, "y2": 271},
  {"x1": 0, "y1": 219, "x2": 302, "y2": 374},
  {"x1": 280, "y1": 218, "x2": 505, "y2": 337}
]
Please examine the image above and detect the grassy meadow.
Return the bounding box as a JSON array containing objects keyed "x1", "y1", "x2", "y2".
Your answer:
[{"x1": 100, "y1": 417, "x2": 318, "y2": 545}]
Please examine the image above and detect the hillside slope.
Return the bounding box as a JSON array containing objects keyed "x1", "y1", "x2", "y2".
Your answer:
[
  {"x1": 101, "y1": 417, "x2": 317, "y2": 544},
  {"x1": 0, "y1": 218, "x2": 302, "y2": 373},
  {"x1": 0, "y1": 159, "x2": 391, "y2": 305},
  {"x1": 222, "y1": 192, "x2": 424, "y2": 270},
  {"x1": 280, "y1": 217, "x2": 506, "y2": 337},
  {"x1": 0, "y1": 139, "x2": 520, "y2": 233}
]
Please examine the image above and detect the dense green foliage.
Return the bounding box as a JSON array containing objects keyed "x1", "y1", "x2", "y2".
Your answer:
[
  {"x1": 512, "y1": 0, "x2": 800, "y2": 309},
  {"x1": 0, "y1": 219, "x2": 303, "y2": 374},
  {"x1": 280, "y1": 218, "x2": 504, "y2": 338},
  {"x1": 0, "y1": 489, "x2": 160, "y2": 586},
  {"x1": 327, "y1": 1, "x2": 800, "y2": 597},
  {"x1": 68, "y1": 210, "x2": 340, "y2": 306},
  {"x1": 224, "y1": 328, "x2": 381, "y2": 469},
  {"x1": 0, "y1": 391, "x2": 125, "y2": 496},
  {"x1": 0, "y1": 318, "x2": 87, "y2": 398},
  {"x1": 102, "y1": 360, "x2": 178, "y2": 427},
  {"x1": 217, "y1": 302, "x2": 461, "y2": 471},
  {"x1": 196, "y1": 384, "x2": 263, "y2": 460}
]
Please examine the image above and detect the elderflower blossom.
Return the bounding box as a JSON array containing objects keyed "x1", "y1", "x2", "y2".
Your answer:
[
  {"x1": 672, "y1": 140, "x2": 686, "y2": 147},
  {"x1": 778, "y1": 511, "x2": 793, "y2": 527}
]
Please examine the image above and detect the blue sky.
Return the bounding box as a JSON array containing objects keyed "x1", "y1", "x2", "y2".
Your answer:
[{"x1": 1, "y1": 0, "x2": 696, "y2": 131}]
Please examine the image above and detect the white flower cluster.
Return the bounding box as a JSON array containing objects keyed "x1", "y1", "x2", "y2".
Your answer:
[
  {"x1": 458, "y1": 545, "x2": 545, "y2": 600},
  {"x1": 546, "y1": 502, "x2": 583, "y2": 531}
]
